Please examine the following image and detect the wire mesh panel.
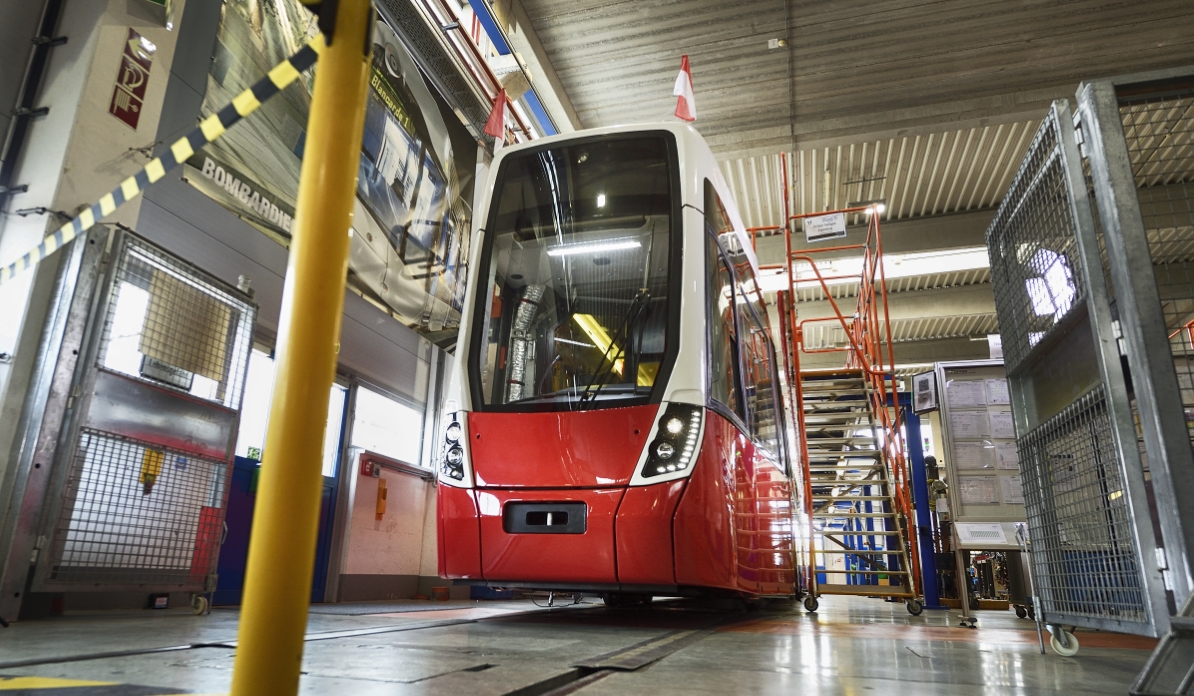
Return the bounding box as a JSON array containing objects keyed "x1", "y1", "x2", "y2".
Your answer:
[
  {"x1": 1119, "y1": 89, "x2": 1194, "y2": 438},
  {"x1": 46, "y1": 430, "x2": 227, "y2": 587},
  {"x1": 988, "y1": 102, "x2": 1163, "y2": 636},
  {"x1": 38, "y1": 232, "x2": 255, "y2": 591},
  {"x1": 96, "y1": 236, "x2": 254, "y2": 410},
  {"x1": 986, "y1": 116, "x2": 1087, "y2": 375},
  {"x1": 1019, "y1": 386, "x2": 1148, "y2": 624}
]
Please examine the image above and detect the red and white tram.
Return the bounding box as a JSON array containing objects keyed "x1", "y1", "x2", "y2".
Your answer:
[{"x1": 435, "y1": 124, "x2": 801, "y2": 602}]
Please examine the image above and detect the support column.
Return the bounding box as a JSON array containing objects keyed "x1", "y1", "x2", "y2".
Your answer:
[{"x1": 228, "y1": 0, "x2": 372, "y2": 692}]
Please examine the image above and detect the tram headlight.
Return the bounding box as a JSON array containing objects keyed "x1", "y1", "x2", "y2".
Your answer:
[
  {"x1": 439, "y1": 415, "x2": 469, "y2": 483},
  {"x1": 638, "y1": 403, "x2": 704, "y2": 480}
]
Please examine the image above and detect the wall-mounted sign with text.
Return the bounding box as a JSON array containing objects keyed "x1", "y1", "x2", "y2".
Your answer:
[{"x1": 803, "y1": 211, "x2": 847, "y2": 244}]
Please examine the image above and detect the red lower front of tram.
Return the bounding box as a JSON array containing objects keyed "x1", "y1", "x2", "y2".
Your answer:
[{"x1": 437, "y1": 405, "x2": 796, "y2": 597}]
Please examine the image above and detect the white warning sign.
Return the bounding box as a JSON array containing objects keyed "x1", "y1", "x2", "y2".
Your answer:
[{"x1": 804, "y1": 212, "x2": 847, "y2": 243}]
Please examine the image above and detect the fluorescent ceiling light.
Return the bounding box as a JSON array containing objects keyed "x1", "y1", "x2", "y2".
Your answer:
[
  {"x1": 547, "y1": 239, "x2": 641, "y2": 257},
  {"x1": 756, "y1": 246, "x2": 990, "y2": 293},
  {"x1": 554, "y1": 337, "x2": 594, "y2": 348},
  {"x1": 596, "y1": 193, "x2": 606, "y2": 208}
]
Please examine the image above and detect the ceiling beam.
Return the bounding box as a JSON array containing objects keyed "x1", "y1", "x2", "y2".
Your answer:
[
  {"x1": 754, "y1": 208, "x2": 994, "y2": 266},
  {"x1": 791, "y1": 283, "x2": 995, "y2": 323},
  {"x1": 796, "y1": 335, "x2": 992, "y2": 371}
]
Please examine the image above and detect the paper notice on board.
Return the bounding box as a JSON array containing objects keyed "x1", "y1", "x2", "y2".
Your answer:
[
  {"x1": 989, "y1": 411, "x2": 1016, "y2": 439},
  {"x1": 986, "y1": 379, "x2": 1010, "y2": 404},
  {"x1": 996, "y1": 442, "x2": 1020, "y2": 469},
  {"x1": 950, "y1": 411, "x2": 991, "y2": 438},
  {"x1": 947, "y1": 380, "x2": 986, "y2": 407},
  {"x1": 954, "y1": 441, "x2": 994, "y2": 469},
  {"x1": 957, "y1": 522, "x2": 1008, "y2": 545},
  {"x1": 959, "y1": 476, "x2": 999, "y2": 504},
  {"x1": 1001, "y1": 475, "x2": 1025, "y2": 504}
]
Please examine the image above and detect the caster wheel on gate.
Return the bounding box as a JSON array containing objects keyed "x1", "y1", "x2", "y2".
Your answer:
[
  {"x1": 804, "y1": 597, "x2": 819, "y2": 613},
  {"x1": 1050, "y1": 630, "x2": 1079, "y2": 656},
  {"x1": 1015, "y1": 605, "x2": 1028, "y2": 619},
  {"x1": 1028, "y1": 606, "x2": 1036, "y2": 620},
  {"x1": 906, "y1": 599, "x2": 923, "y2": 616},
  {"x1": 191, "y1": 594, "x2": 208, "y2": 616}
]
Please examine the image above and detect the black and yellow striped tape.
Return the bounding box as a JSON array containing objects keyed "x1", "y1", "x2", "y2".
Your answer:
[{"x1": 0, "y1": 36, "x2": 325, "y2": 286}]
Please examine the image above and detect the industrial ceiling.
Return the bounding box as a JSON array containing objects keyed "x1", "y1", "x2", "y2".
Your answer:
[{"x1": 513, "y1": 0, "x2": 1194, "y2": 367}]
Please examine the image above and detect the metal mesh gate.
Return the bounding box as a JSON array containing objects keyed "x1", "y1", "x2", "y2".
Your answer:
[
  {"x1": 48, "y1": 430, "x2": 228, "y2": 586},
  {"x1": 96, "y1": 238, "x2": 253, "y2": 409},
  {"x1": 1119, "y1": 91, "x2": 1194, "y2": 440},
  {"x1": 1072, "y1": 70, "x2": 1194, "y2": 692},
  {"x1": 987, "y1": 101, "x2": 1165, "y2": 637},
  {"x1": 987, "y1": 115, "x2": 1087, "y2": 375},
  {"x1": 1019, "y1": 386, "x2": 1147, "y2": 624},
  {"x1": 37, "y1": 232, "x2": 255, "y2": 592}
]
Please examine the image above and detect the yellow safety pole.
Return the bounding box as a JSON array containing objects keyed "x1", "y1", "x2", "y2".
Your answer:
[{"x1": 229, "y1": 0, "x2": 372, "y2": 693}]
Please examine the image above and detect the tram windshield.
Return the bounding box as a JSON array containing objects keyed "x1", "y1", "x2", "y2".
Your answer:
[{"x1": 471, "y1": 135, "x2": 676, "y2": 410}]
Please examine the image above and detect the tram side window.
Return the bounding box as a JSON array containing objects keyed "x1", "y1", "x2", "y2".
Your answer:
[
  {"x1": 739, "y1": 303, "x2": 780, "y2": 459},
  {"x1": 704, "y1": 179, "x2": 743, "y2": 421},
  {"x1": 703, "y1": 180, "x2": 780, "y2": 458},
  {"x1": 705, "y1": 232, "x2": 742, "y2": 420}
]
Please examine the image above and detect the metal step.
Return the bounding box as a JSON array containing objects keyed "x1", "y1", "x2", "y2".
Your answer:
[
  {"x1": 805, "y1": 452, "x2": 881, "y2": 461},
  {"x1": 814, "y1": 583, "x2": 915, "y2": 597},
  {"x1": 814, "y1": 512, "x2": 896, "y2": 518},
  {"x1": 801, "y1": 377, "x2": 865, "y2": 389},
  {"x1": 805, "y1": 423, "x2": 876, "y2": 432},
  {"x1": 812, "y1": 568, "x2": 910, "y2": 575},
  {"x1": 805, "y1": 436, "x2": 878, "y2": 446},
  {"x1": 814, "y1": 548, "x2": 906, "y2": 556},
  {"x1": 812, "y1": 495, "x2": 892, "y2": 503}
]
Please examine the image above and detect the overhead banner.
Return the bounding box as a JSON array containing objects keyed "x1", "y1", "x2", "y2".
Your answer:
[{"x1": 186, "y1": 0, "x2": 476, "y2": 346}]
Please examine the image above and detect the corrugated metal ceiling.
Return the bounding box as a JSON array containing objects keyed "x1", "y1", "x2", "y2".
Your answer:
[
  {"x1": 721, "y1": 121, "x2": 1039, "y2": 229},
  {"x1": 517, "y1": 0, "x2": 1194, "y2": 350}
]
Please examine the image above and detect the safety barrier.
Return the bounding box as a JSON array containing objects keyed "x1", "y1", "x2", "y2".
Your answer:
[{"x1": 0, "y1": 39, "x2": 323, "y2": 287}]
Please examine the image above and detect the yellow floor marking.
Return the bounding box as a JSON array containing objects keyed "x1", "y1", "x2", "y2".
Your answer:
[{"x1": 0, "y1": 676, "x2": 117, "y2": 689}]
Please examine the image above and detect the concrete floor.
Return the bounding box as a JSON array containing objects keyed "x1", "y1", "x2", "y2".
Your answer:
[{"x1": 0, "y1": 596, "x2": 1154, "y2": 695}]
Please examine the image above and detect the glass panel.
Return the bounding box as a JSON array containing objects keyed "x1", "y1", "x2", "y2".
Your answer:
[
  {"x1": 473, "y1": 135, "x2": 675, "y2": 409},
  {"x1": 322, "y1": 384, "x2": 347, "y2": 477},
  {"x1": 351, "y1": 386, "x2": 424, "y2": 464},
  {"x1": 234, "y1": 349, "x2": 348, "y2": 475},
  {"x1": 235, "y1": 349, "x2": 275, "y2": 460},
  {"x1": 705, "y1": 205, "x2": 742, "y2": 419}
]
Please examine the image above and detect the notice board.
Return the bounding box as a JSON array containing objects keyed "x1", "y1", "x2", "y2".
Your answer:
[{"x1": 935, "y1": 359, "x2": 1026, "y2": 550}]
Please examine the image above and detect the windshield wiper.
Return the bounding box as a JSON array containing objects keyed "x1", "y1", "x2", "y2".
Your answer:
[{"x1": 580, "y1": 289, "x2": 651, "y2": 409}]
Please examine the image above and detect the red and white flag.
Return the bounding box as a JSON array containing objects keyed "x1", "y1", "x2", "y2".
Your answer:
[
  {"x1": 485, "y1": 88, "x2": 507, "y2": 152},
  {"x1": 673, "y1": 55, "x2": 696, "y2": 122}
]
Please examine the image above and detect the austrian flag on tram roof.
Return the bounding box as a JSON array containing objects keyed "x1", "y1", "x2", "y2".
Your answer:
[{"x1": 673, "y1": 55, "x2": 696, "y2": 122}]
